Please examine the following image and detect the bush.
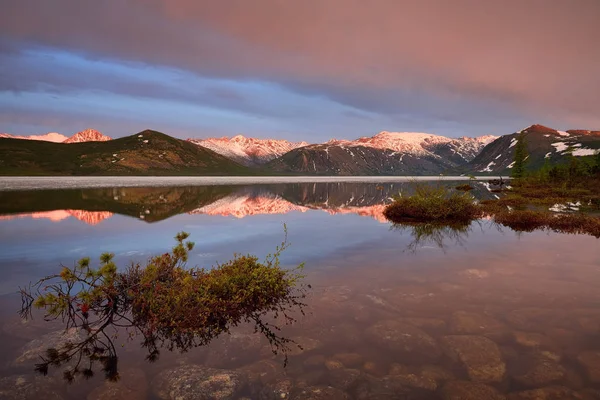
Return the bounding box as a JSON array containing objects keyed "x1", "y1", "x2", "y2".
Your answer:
[
  {"x1": 384, "y1": 184, "x2": 481, "y2": 224},
  {"x1": 494, "y1": 209, "x2": 600, "y2": 237},
  {"x1": 455, "y1": 184, "x2": 474, "y2": 191},
  {"x1": 20, "y1": 231, "x2": 308, "y2": 381}
]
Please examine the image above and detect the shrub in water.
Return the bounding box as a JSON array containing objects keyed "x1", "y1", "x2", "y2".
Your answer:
[
  {"x1": 20, "y1": 230, "x2": 308, "y2": 381},
  {"x1": 384, "y1": 184, "x2": 481, "y2": 224}
]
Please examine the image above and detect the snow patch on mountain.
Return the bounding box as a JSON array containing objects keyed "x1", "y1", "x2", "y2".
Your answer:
[
  {"x1": 1, "y1": 129, "x2": 111, "y2": 143},
  {"x1": 551, "y1": 142, "x2": 569, "y2": 153},
  {"x1": 572, "y1": 148, "x2": 598, "y2": 157},
  {"x1": 188, "y1": 135, "x2": 309, "y2": 166},
  {"x1": 63, "y1": 129, "x2": 112, "y2": 143},
  {"x1": 0, "y1": 132, "x2": 69, "y2": 142},
  {"x1": 313, "y1": 131, "x2": 497, "y2": 162}
]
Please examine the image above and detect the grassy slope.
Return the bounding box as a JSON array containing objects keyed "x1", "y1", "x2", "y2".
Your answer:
[
  {"x1": 266, "y1": 145, "x2": 451, "y2": 175},
  {"x1": 0, "y1": 130, "x2": 255, "y2": 176},
  {"x1": 467, "y1": 127, "x2": 600, "y2": 175}
]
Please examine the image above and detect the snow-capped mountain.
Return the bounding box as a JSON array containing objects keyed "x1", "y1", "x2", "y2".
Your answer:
[
  {"x1": 468, "y1": 124, "x2": 600, "y2": 174},
  {"x1": 326, "y1": 131, "x2": 496, "y2": 161},
  {"x1": 63, "y1": 129, "x2": 112, "y2": 143},
  {"x1": 187, "y1": 131, "x2": 495, "y2": 172},
  {"x1": 187, "y1": 135, "x2": 309, "y2": 166},
  {"x1": 0, "y1": 132, "x2": 68, "y2": 142},
  {"x1": 0, "y1": 129, "x2": 111, "y2": 143},
  {"x1": 267, "y1": 131, "x2": 497, "y2": 175}
]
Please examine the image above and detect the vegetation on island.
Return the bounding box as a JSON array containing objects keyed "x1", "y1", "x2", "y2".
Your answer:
[
  {"x1": 384, "y1": 148, "x2": 600, "y2": 239},
  {"x1": 19, "y1": 231, "x2": 308, "y2": 382},
  {"x1": 383, "y1": 184, "x2": 482, "y2": 225}
]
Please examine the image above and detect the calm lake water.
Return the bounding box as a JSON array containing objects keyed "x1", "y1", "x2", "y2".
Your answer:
[{"x1": 0, "y1": 180, "x2": 599, "y2": 399}]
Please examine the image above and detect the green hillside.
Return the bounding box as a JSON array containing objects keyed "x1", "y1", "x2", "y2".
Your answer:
[{"x1": 0, "y1": 130, "x2": 253, "y2": 176}]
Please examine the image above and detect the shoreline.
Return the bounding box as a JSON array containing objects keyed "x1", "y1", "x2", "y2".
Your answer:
[{"x1": 0, "y1": 176, "x2": 509, "y2": 191}]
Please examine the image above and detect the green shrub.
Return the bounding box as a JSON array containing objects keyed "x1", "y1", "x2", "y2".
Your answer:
[
  {"x1": 494, "y1": 209, "x2": 600, "y2": 237},
  {"x1": 455, "y1": 184, "x2": 474, "y2": 191},
  {"x1": 384, "y1": 184, "x2": 481, "y2": 223},
  {"x1": 20, "y1": 231, "x2": 308, "y2": 381}
]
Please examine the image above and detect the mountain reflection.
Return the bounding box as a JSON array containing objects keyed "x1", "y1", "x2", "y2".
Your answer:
[
  {"x1": 0, "y1": 210, "x2": 113, "y2": 225},
  {"x1": 0, "y1": 182, "x2": 498, "y2": 225}
]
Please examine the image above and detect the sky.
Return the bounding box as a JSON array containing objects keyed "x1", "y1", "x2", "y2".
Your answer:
[{"x1": 1, "y1": 0, "x2": 599, "y2": 142}]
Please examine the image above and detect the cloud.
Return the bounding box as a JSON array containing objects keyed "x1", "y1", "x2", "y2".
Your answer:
[{"x1": 1, "y1": 0, "x2": 599, "y2": 137}]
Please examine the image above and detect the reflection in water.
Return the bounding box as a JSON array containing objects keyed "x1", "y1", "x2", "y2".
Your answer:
[
  {"x1": 0, "y1": 182, "x2": 497, "y2": 225},
  {"x1": 2, "y1": 182, "x2": 598, "y2": 399},
  {"x1": 19, "y1": 232, "x2": 308, "y2": 382},
  {"x1": 0, "y1": 210, "x2": 113, "y2": 225},
  {"x1": 391, "y1": 221, "x2": 473, "y2": 252}
]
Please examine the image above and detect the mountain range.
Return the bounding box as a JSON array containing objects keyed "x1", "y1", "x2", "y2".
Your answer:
[
  {"x1": 1, "y1": 125, "x2": 598, "y2": 176},
  {"x1": 469, "y1": 124, "x2": 600, "y2": 175},
  {"x1": 187, "y1": 135, "x2": 309, "y2": 166},
  {"x1": 0, "y1": 128, "x2": 111, "y2": 144},
  {"x1": 0, "y1": 130, "x2": 250, "y2": 176}
]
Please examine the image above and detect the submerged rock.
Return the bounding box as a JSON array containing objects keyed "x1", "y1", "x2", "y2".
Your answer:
[
  {"x1": 292, "y1": 385, "x2": 349, "y2": 400},
  {"x1": 510, "y1": 353, "x2": 566, "y2": 388},
  {"x1": 385, "y1": 372, "x2": 437, "y2": 391},
  {"x1": 2, "y1": 316, "x2": 61, "y2": 341},
  {"x1": 419, "y1": 364, "x2": 455, "y2": 384},
  {"x1": 294, "y1": 370, "x2": 326, "y2": 389},
  {"x1": 577, "y1": 351, "x2": 600, "y2": 383},
  {"x1": 506, "y1": 308, "x2": 564, "y2": 332},
  {"x1": 331, "y1": 353, "x2": 364, "y2": 368},
  {"x1": 287, "y1": 337, "x2": 322, "y2": 356},
  {"x1": 449, "y1": 311, "x2": 508, "y2": 338},
  {"x1": 507, "y1": 385, "x2": 581, "y2": 400},
  {"x1": 204, "y1": 332, "x2": 263, "y2": 368},
  {"x1": 14, "y1": 328, "x2": 81, "y2": 365},
  {"x1": 310, "y1": 322, "x2": 362, "y2": 347},
  {"x1": 441, "y1": 380, "x2": 506, "y2": 400},
  {"x1": 257, "y1": 377, "x2": 293, "y2": 400},
  {"x1": 87, "y1": 368, "x2": 147, "y2": 400},
  {"x1": 327, "y1": 368, "x2": 361, "y2": 391},
  {"x1": 441, "y1": 335, "x2": 506, "y2": 383},
  {"x1": 362, "y1": 361, "x2": 387, "y2": 377},
  {"x1": 365, "y1": 320, "x2": 441, "y2": 360},
  {"x1": 513, "y1": 332, "x2": 557, "y2": 350},
  {"x1": 0, "y1": 375, "x2": 64, "y2": 400},
  {"x1": 239, "y1": 359, "x2": 282, "y2": 385},
  {"x1": 355, "y1": 373, "x2": 435, "y2": 399},
  {"x1": 303, "y1": 355, "x2": 326, "y2": 369},
  {"x1": 152, "y1": 364, "x2": 246, "y2": 400},
  {"x1": 398, "y1": 317, "x2": 447, "y2": 333}
]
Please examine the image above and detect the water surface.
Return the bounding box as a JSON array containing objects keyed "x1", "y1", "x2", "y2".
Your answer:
[{"x1": 0, "y1": 181, "x2": 598, "y2": 399}]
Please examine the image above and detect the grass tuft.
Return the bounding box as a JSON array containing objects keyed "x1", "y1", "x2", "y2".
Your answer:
[{"x1": 383, "y1": 184, "x2": 482, "y2": 224}]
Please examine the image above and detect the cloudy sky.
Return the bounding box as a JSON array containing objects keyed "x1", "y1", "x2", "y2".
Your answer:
[{"x1": 1, "y1": 0, "x2": 599, "y2": 141}]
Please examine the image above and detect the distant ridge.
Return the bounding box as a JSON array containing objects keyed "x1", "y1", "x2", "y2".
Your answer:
[
  {"x1": 467, "y1": 124, "x2": 600, "y2": 174},
  {"x1": 0, "y1": 128, "x2": 111, "y2": 143},
  {"x1": 0, "y1": 132, "x2": 68, "y2": 142},
  {"x1": 187, "y1": 135, "x2": 308, "y2": 166},
  {"x1": 0, "y1": 129, "x2": 251, "y2": 176},
  {"x1": 265, "y1": 131, "x2": 497, "y2": 175}
]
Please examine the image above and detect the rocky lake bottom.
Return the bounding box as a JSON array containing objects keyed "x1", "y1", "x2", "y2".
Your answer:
[{"x1": 0, "y1": 181, "x2": 599, "y2": 399}]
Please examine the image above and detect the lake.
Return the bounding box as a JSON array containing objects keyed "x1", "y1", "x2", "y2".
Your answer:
[{"x1": 0, "y1": 179, "x2": 599, "y2": 399}]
